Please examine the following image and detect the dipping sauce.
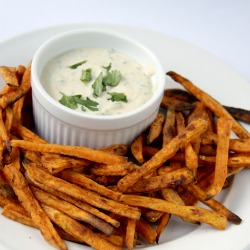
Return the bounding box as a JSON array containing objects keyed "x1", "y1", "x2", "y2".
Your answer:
[{"x1": 41, "y1": 47, "x2": 154, "y2": 115}]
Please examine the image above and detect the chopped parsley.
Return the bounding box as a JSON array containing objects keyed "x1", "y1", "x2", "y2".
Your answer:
[
  {"x1": 59, "y1": 93, "x2": 99, "y2": 111},
  {"x1": 108, "y1": 92, "x2": 128, "y2": 103},
  {"x1": 92, "y1": 72, "x2": 104, "y2": 97},
  {"x1": 80, "y1": 68, "x2": 92, "y2": 83},
  {"x1": 68, "y1": 60, "x2": 87, "y2": 69},
  {"x1": 103, "y1": 63, "x2": 112, "y2": 72},
  {"x1": 103, "y1": 70, "x2": 122, "y2": 87}
]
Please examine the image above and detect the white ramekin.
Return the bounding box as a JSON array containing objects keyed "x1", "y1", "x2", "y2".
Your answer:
[{"x1": 31, "y1": 28, "x2": 166, "y2": 149}]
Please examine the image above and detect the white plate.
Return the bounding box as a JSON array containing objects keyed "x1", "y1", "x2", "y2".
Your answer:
[{"x1": 0, "y1": 23, "x2": 250, "y2": 250}]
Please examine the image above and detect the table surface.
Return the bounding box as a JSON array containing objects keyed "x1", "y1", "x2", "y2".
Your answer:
[{"x1": 0, "y1": 0, "x2": 250, "y2": 85}]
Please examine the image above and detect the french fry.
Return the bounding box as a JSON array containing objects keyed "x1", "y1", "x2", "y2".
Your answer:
[
  {"x1": 206, "y1": 118, "x2": 232, "y2": 198},
  {"x1": 99, "y1": 144, "x2": 128, "y2": 156},
  {"x1": 176, "y1": 112, "x2": 198, "y2": 176},
  {"x1": 25, "y1": 173, "x2": 120, "y2": 228},
  {"x1": 0, "y1": 63, "x2": 31, "y2": 109},
  {"x1": 167, "y1": 71, "x2": 250, "y2": 139},
  {"x1": 136, "y1": 219, "x2": 157, "y2": 244},
  {"x1": 0, "y1": 108, "x2": 11, "y2": 152},
  {"x1": 41, "y1": 154, "x2": 91, "y2": 174},
  {"x1": 147, "y1": 112, "x2": 165, "y2": 144},
  {"x1": 3, "y1": 163, "x2": 66, "y2": 250},
  {"x1": 120, "y1": 194, "x2": 227, "y2": 230},
  {"x1": 11, "y1": 139, "x2": 127, "y2": 165},
  {"x1": 41, "y1": 204, "x2": 122, "y2": 250},
  {"x1": 125, "y1": 218, "x2": 136, "y2": 250},
  {"x1": 2, "y1": 201, "x2": 36, "y2": 228},
  {"x1": 161, "y1": 187, "x2": 198, "y2": 225},
  {"x1": 58, "y1": 169, "x2": 121, "y2": 200},
  {"x1": 90, "y1": 162, "x2": 136, "y2": 176},
  {"x1": 163, "y1": 88, "x2": 197, "y2": 103},
  {"x1": 161, "y1": 95, "x2": 195, "y2": 111},
  {"x1": 162, "y1": 106, "x2": 176, "y2": 147},
  {"x1": 126, "y1": 167, "x2": 194, "y2": 193},
  {"x1": 183, "y1": 184, "x2": 242, "y2": 224},
  {"x1": 130, "y1": 133, "x2": 144, "y2": 163},
  {"x1": 224, "y1": 106, "x2": 250, "y2": 124},
  {"x1": 23, "y1": 161, "x2": 141, "y2": 220},
  {"x1": 16, "y1": 65, "x2": 26, "y2": 84},
  {"x1": 0, "y1": 66, "x2": 18, "y2": 86},
  {"x1": 117, "y1": 118, "x2": 208, "y2": 192},
  {"x1": 156, "y1": 213, "x2": 170, "y2": 243},
  {"x1": 31, "y1": 186, "x2": 114, "y2": 235}
]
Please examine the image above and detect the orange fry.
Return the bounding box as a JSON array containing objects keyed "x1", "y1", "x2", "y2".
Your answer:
[
  {"x1": 206, "y1": 118, "x2": 232, "y2": 198},
  {"x1": 117, "y1": 118, "x2": 208, "y2": 192},
  {"x1": 167, "y1": 71, "x2": 250, "y2": 139}
]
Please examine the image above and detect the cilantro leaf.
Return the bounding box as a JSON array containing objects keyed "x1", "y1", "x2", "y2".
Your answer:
[
  {"x1": 108, "y1": 92, "x2": 128, "y2": 103},
  {"x1": 103, "y1": 63, "x2": 112, "y2": 72},
  {"x1": 92, "y1": 72, "x2": 104, "y2": 97},
  {"x1": 80, "y1": 68, "x2": 92, "y2": 83},
  {"x1": 59, "y1": 93, "x2": 99, "y2": 111},
  {"x1": 103, "y1": 70, "x2": 122, "y2": 87},
  {"x1": 68, "y1": 60, "x2": 87, "y2": 69},
  {"x1": 74, "y1": 96, "x2": 99, "y2": 111},
  {"x1": 59, "y1": 93, "x2": 79, "y2": 109}
]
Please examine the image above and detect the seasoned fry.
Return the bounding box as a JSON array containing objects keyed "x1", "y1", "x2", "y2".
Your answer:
[
  {"x1": 25, "y1": 173, "x2": 120, "y2": 228},
  {"x1": 90, "y1": 162, "x2": 136, "y2": 176},
  {"x1": 23, "y1": 161, "x2": 141, "y2": 220},
  {"x1": 31, "y1": 186, "x2": 114, "y2": 235},
  {"x1": 2, "y1": 201, "x2": 36, "y2": 228},
  {"x1": 99, "y1": 144, "x2": 128, "y2": 156},
  {"x1": 126, "y1": 167, "x2": 194, "y2": 193},
  {"x1": 120, "y1": 195, "x2": 227, "y2": 230},
  {"x1": 58, "y1": 169, "x2": 121, "y2": 200},
  {"x1": 0, "y1": 63, "x2": 31, "y2": 109},
  {"x1": 0, "y1": 108, "x2": 11, "y2": 152},
  {"x1": 41, "y1": 154, "x2": 90, "y2": 174},
  {"x1": 3, "y1": 163, "x2": 66, "y2": 250},
  {"x1": 224, "y1": 106, "x2": 250, "y2": 124},
  {"x1": 125, "y1": 218, "x2": 136, "y2": 250},
  {"x1": 162, "y1": 106, "x2": 176, "y2": 147},
  {"x1": 163, "y1": 88, "x2": 197, "y2": 103},
  {"x1": 0, "y1": 66, "x2": 18, "y2": 86},
  {"x1": 136, "y1": 219, "x2": 157, "y2": 244},
  {"x1": 130, "y1": 133, "x2": 144, "y2": 163},
  {"x1": 117, "y1": 118, "x2": 208, "y2": 192},
  {"x1": 11, "y1": 140, "x2": 127, "y2": 165},
  {"x1": 183, "y1": 184, "x2": 242, "y2": 224},
  {"x1": 206, "y1": 118, "x2": 232, "y2": 198},
  {"x1": 41, "y1": 204, "x2": 122, "y2": 250},
  {"x1": 147, "y1": 112, "x2": 165, "y2": 144},
  {"x1": 161, "y1": 95, "x2": 196, "y2": 111},
  {"x1": 167, "y1": 71, "x2": 250, "y2": 139},
  {"x1": 156, "y1": 213, "x2": 170, "y2": 243}
]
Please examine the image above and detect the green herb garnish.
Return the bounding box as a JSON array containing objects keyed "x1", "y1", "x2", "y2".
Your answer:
[
  {"x1": 103, "y1": 63, "x2": 112, "y2": 72},
  {"x1": 103, "y1": 70, "x2": 122, "y2": 87},
  {"x1": 108, "y1": 92, "x2": 128, "y2": 103},
  {"x1": 68, "y1": 60, "x2": 87, "y2": 69},
  {"x1": 80, "y1": 68, "x2": 92, "y2": 83},
  {"x1": 59, "y1": 93, "x2": 79, "y2": 109},
  {"x1": 92, "y1": 72, "x2": 104, "y2": 97},
  {"x1": 59, "y1": 93, "x2": 99, "y2": 111}
]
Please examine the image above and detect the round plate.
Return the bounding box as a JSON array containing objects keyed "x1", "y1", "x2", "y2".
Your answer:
[{"x1": 0, "y1": 23, "x2": 250, "y2": 250}]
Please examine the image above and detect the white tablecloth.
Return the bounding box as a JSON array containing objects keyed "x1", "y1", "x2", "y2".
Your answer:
[{"x1": 0, "y1": 0, "x2": 250, "y2": 83}]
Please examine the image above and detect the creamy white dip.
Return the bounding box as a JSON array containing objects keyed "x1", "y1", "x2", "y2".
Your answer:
[{"x1": 41, "y1": 47, "x2": 154, "y2": 115}]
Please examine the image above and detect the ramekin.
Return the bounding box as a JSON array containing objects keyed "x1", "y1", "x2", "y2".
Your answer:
[{"x1": 31, "y1": 28, "x2": 166, "y2": 149}]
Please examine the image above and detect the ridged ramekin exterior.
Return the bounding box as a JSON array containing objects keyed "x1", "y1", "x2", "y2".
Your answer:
[{"x1": 32, "y1": 94, "x2": 158, "y2": 149}]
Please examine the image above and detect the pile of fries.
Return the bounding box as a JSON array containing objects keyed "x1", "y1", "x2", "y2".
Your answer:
[{"x1": 0, "y1": 63, "x2": 249, "y2": 250}]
